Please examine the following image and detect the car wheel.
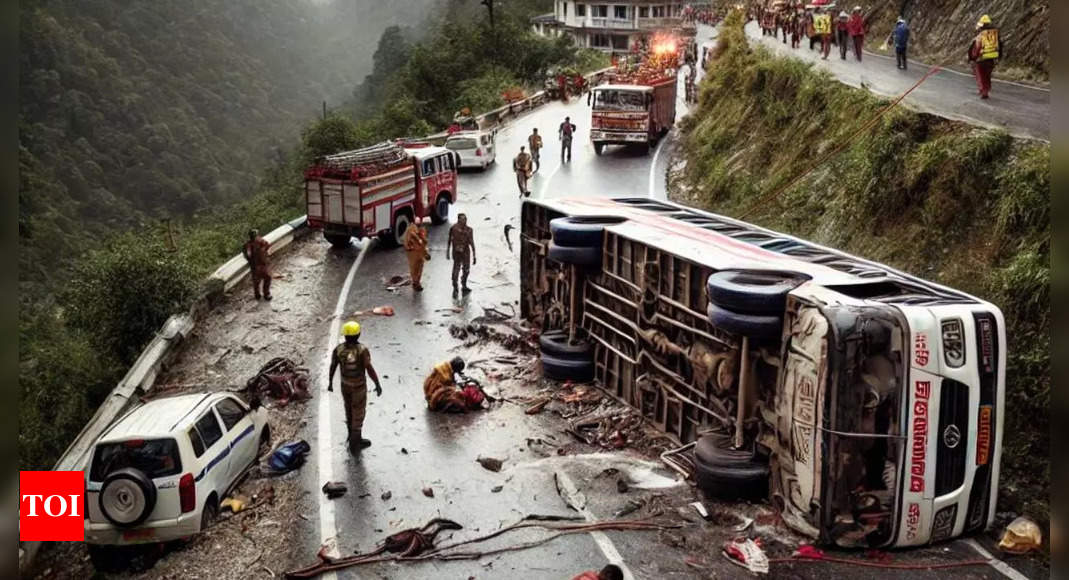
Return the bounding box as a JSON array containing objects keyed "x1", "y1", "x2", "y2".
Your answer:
[
  {"x1": 99, "y1": 468, "x2": 157, "y2": 528},
  {"x1": 550, "y1": 216, "x2": 626, "y2": 248},
  {"x1": 324, "y1": 232, "x2": 351, "y2": 248},
  {"x1": 541, "y1": 352, "x2": 595, "y2": 382},
  {"x1": 706, "y1": 270, "x2": 809, "y2": 315},
  {"x1": 200, "y1": 496, "x2": 219, "y2": 532},
  {"x1": 692, "y1": 434, "x2": 770, "y2": 500},
  {"x1": 706, "y1": 302, "x2": 783, "y2": 341},
  {"x1": 548, "y1": 243, "x2": 601, "y2": 267},
  {"x1": 88, "y1": 544, "x2": 126, "y2": 573},
  {"x1": 539, "y1": 330, "x2": 594, "y2": 357}
]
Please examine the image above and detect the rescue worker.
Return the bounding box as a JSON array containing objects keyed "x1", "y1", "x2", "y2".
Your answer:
[
  {"x1": 889, "y1": 17, "x2": 910, "y2": 70},
  {"x1": 559, "y1": 116, "x2": 576, "y2": 163},
  {"x1": 423, "y1": 356, "x2": 480, "y2": 412},
  {"x1": 969, "y1": 14, "x2": 1002, "y2": 100},
  {"x1": 789, "y1": 8, "x2": 802, "y2": 49},
  {"x1": 514, "y1": 146, "x2": 533, "y2": 197},
  {"x1": 242, "y1": 229, "x2": 272, "y2": 300},
  {"x1": 813, "y1": 7, "x2": 833, "y2": 60},
  {"x1": 805, "y1": 9, "x2": 817, "y2": 50},
  {"x1": 327, "y1": 321, "x2": 383, "y2": 453},
  {"x1": 402, "y1": 218, "x2": 430, "y2": 292},
  {"x1": 446, "y1": 212, "x2": 476, "y2": 294},
  {"x1": 836, "y1": 11, "x2": 850, "y2": 60},
  {"x1": 847, "y1": 6, "x2": 866, "y2": 61},
  {"x1": 528, "y1": 128, "x2": 543, "y2": 172}
]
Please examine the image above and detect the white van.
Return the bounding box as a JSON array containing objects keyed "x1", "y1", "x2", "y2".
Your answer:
[
  {"x1": 444, "y1": 130, "x2": 496, "y2": 169},
  {"x1": 84, "y1": 393, "x2": 269, "y2": 568}
]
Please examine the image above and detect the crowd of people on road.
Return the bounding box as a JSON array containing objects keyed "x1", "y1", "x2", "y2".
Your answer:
[{"x1": 750, "y1": 2, "x2": 1004, "y2": 99}]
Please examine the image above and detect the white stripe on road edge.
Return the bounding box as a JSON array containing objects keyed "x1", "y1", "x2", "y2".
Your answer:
[
  {"x1": 648, "y1": 134, "x2": 669, "y2": 200},
  {"x1": 554, "y1": 470, "x2": 635, "y2": 580},
  {"x1": 962, "y1": 538, "x2": 1031, "y2": 580},
  {"x1": 536, "y1": 162, "x2": 562, "y2": 199},
  {"x1": 317, "y1": 238, "x2": 375, "y2": 570}
]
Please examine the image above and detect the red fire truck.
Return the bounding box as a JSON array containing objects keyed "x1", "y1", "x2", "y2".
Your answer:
[
  {"x1": 304, "y1": 141, "x2": 459, "y2": 247},
  {"x1": 590, "y1": 39, "x2": 679, "y2": 156}
]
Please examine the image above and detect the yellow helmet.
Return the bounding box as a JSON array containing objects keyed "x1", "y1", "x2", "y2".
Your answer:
[
  {"x1": 978, "y1": 14, "x2": 991, "y2": 25},
  {"x1": 341, "y1": 321, "x2": 361, "y2": 336}
]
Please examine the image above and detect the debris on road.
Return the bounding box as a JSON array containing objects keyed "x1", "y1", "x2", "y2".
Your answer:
[
  {"x1": 690, "y1": 501, "x2": 709, "y2": 520},
  {"x1": 525, "y1": 397, "x2": 551, "y2": 414},
  {"x1": 999, "y1": 516, "x2": 1042, "y2": 554},
  {"x1": 221, "y1": 496, "x2": 248, "y2": 513},
  {"x1": 384, "y1": 275, "x2": 412, "y2": 292},
  {"x1": 477, "y1": 456, "x2": 504, "y2": 472},
  {"x1": 351, "y1": 305, "x2": 396, "y2": 317},
  {"x1": 503, "y1": 224, "x2": 515, "y2": 252},
  {"x1": 267, "y1": 440, "x2": 311, "y2": 474},
  {"x1": 616, "y1": 479, "x2": 629, "y2": 493},
  {"x1": 246, "y1": 357, "x2": 311, "y2": 407},
  {"x1": 381, "y1": 491, "x2": 392, "y2": 501},
  {"x1": 491, "y1": 485, "x2": 504, "y2": 493},
  {"x1": 723, "y1": 537, "x2": 769, "y2": 575},
  {"x1": 422, "y1": 487, "x2": 434, "y2": 498},
  {"x1": 322, "y1": 481, "x2": 348, "y2": 499},
  {"x1": 554, "y1": 471, "x2": 587, "y2": 512}
]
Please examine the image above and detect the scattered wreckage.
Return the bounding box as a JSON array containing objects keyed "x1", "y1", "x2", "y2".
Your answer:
[{"x1": 519, "y1": 196, "x2": 1006, "y2": 549}]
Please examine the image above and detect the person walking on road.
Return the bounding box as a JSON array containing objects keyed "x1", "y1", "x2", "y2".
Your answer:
[
  {"x1": 402, "y1": 218, "x2": 430, "y2": 292},
  {"x1": 969, "y1": 14, "x2": 1002, "y2": 100},
  {"x1": 559, "y1": 116, "x2": 576, "y2": 163},
  {"x1": 889, "y1": 17, "x2": 910, "y2": 70},
  {"x1": 836, "y1": 11, "x2": 850, "y2": 59},
  {"x1": 328, "y1": 321, "x2": 383, "y2": 454},
  {"x1": 242, "y1": 229, "x2": 272, "y2": 301},
  {"x1": 813, "y1": 7, "x2": 833, "y2": 60},
  {"x1": 848, "y1": 6, "x2": 866, "y2": 61},
  {"x1": 514, "y1": 146, "x2": 533, "y2": 197},
  {"x1": 447, "y1": 213, "x2": 476, "y2": 295},
  {"x1": 528, "y1": 128, "x2": 543, "y2": 172}
]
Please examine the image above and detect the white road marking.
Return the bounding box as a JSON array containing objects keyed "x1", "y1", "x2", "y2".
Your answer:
[
  {"x1": 962, "y1": 538, "x2": 1032, "y2": 580},
  {"x1": 554, "y1": 470, "x2": 635, "y2": 580},
  {"x1": 317, "y1": 238, "x2": 375, "y2": 568},
  {"x1": 536, "y1": 162, "x2": 562, "y2": 199},
  {"x1": 648, "y1": 133, "x2": 669, "y2": 200}
]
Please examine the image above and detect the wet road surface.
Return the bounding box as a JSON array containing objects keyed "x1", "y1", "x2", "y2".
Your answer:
[{"x1": 741, "y1": 21, "x2": 1049, "y2": 141}]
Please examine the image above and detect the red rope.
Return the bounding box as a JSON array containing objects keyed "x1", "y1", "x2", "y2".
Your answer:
[{"x1": 736, "y1": 63, "x2": 944, "y2": 220}]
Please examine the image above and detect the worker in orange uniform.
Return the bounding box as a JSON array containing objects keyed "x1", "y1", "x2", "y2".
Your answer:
[
  {"x1": 402, "y1": 218, "x2": 430, "y2": 292},
  {"x1": 328, "y1": 321, "x2": 383, "y2": 453},
  {"x1": 968, "y1": 14, "x2": 1002, "y2": 100},
  {"x1": 571, "y1": 565, "x2": 623, "y2": 580},
  {"x1": 242, "y1": 228, "x2": 272, "y2": 300}
]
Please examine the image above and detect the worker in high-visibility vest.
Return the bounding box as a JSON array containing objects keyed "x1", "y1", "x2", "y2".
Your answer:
[
  {"x1": 813, "y1": 8, "x2": 833, "y2": 60},
  {"x1": 968, "y1": 14, "x2": 1003, "y2": 100}
]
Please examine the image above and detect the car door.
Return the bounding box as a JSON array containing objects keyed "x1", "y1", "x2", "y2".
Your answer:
[
  {"x1": 214, "y1": 396, "x2": 257, "y2": 485},
  {"x1": 191, "y1": 410, "x2": 229, "y2": 498}
]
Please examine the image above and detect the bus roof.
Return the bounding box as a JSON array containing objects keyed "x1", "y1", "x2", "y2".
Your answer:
[{"x1": 528, "y1": 196, "x2": 983, "y2": 307}]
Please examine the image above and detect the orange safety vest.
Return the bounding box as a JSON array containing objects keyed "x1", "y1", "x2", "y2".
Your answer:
[
  {"x1": 977, "y1": 28, "x2": 1000, "y2": 61},
  {"x1": 813, "y1": 13, "x2": 832, "y2": 35}
]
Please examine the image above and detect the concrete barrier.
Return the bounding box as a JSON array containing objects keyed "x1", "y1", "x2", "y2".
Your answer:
[{"x1": 19, "y1": 216, "x2": 309, "y2": 573}]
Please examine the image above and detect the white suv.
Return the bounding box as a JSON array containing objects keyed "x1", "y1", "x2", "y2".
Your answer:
[
  {"x1": 444, "y1": 130, "x2": 497, "y2": 169},
  {"x1": 84, "y1": 392, "x2": 269, "y2": 566}
]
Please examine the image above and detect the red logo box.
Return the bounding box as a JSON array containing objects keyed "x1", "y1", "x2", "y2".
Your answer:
[{"x1": 20, "y1": 471, "x2": 85, "y2": 541}]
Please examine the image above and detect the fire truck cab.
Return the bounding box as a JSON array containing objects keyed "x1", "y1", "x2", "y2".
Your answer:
[{"x1": 305, "y1": 141, "x2": 459, "y2": 248}]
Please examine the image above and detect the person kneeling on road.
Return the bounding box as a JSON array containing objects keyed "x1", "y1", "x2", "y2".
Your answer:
[
  {"x1": 328, "y1": 321, "x2": 383, "y2": 454},
  {"x1": 423, "y1": 356, "x2": 483, "y2": 413}
]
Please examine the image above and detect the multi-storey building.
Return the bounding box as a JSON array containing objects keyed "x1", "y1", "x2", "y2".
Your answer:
[{"x1": 532, "y1": 1, "x2": 695, "y2": 53}]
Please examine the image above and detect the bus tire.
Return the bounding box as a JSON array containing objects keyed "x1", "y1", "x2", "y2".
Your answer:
[
  {"x1": 382, "y1": 212, "x2": 411, "y2": 248},
  {"x1": 706, "y1": 270, "x2": 809, "y2": 315},
  {"x1": 541, "y1": 352, "x2": 594, "y2": 382},
  {"x1": 548, "y1": 243, "x2": 601, "y2": 267},
  {"x1": 594, "y1": 142, "x2": 604, "y2": 156},
  {"x1": 431, "y1": 194, "x2": 450, "y2": 225},
  {"x1": 539, "y1": 330, "x2": 593, "y2": 357},
  {"x1": 693, "y1": 440, "x2": 769, "y2": 500},
  {"x1": 550, "y1": 216, "x2": 625, "y2": 248},
  {"x1": 324, "y1": 232, "x2": 351, "y2": 248},
  {"x1": 706, "y1": 302, "x2": 783, "y2": 340}
]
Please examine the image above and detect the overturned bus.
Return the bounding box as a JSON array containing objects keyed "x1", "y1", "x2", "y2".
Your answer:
[{"x1": 520, "y1": 196, "x2": 1004, "y2": 549}]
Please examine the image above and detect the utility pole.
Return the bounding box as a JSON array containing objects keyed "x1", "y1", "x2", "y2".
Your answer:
[
  {"x1": 322, "y1": 101, "x2": 327, "y2": 120},
  {"x1": 481, "y1": 0, "x2": 494, "y2": 28}
]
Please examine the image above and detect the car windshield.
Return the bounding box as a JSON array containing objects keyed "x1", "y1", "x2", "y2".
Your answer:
[
  {"x1": 824, "y1": 311, "x2": 906, "y2": 548},
  {"x1": 445, "y1": 138, "x2": 477, "y2": 150},
  {"x1": 593, "y1": 90, "x2": 647, "y2": 111},
  {"x1": 89, "y1": 438, "x2": 182, "y2": 481}
]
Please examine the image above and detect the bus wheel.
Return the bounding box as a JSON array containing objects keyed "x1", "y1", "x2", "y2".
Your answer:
[
  {"x1": 430, "y1": 194, "x2": 450, "y2": 225},
  {"x1": 693, "y1": 434, "x2": 769, "y2": 500},
  {"x1": 550, "y1": 216, "x2": 626, "y2": 248},
  {"x1": 706, "y1": 302, "x2": 783, "y2": 341},
  {"x1": 541, "y1": 352, "x2": 594, "y2": 382},
  {"x1": 539, "y1": 329, "x2": 593, "y2": 357},
  {"x1": 548, "y1": 243, "x2": 601, "y2": 267},
  {"x1": 706, "y1": 270, "x2": 809, "y2": 315},
  {"x1": 593, "y1": 142, "x2": 604, "y2": 156},
  {"x1": 324, "y1": 232, "x2": 351, "y2": 248}
]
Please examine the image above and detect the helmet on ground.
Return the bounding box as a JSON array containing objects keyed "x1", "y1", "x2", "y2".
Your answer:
[
  {"x1": 450, "y1": 356, "x2": 465, "y2": 373},
  {"x1": 342, "y1": 321, "x2": 361, "y2": 336},
  {"x1": 979, "y1": 14, "x2": 992, "y2": 25}
]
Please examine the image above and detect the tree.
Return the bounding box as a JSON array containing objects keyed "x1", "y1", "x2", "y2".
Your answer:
[{"x1": 301, "y1": 115, "x2": 363, "y2": 164}]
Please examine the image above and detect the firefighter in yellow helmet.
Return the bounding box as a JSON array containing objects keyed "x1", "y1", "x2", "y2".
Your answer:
[
  {"x1": 968, "y1": 14, "x2": 1002, "y2": 100},
  {"x1": 328, "y1": 321, "x2": 383, "y2": 453}
]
